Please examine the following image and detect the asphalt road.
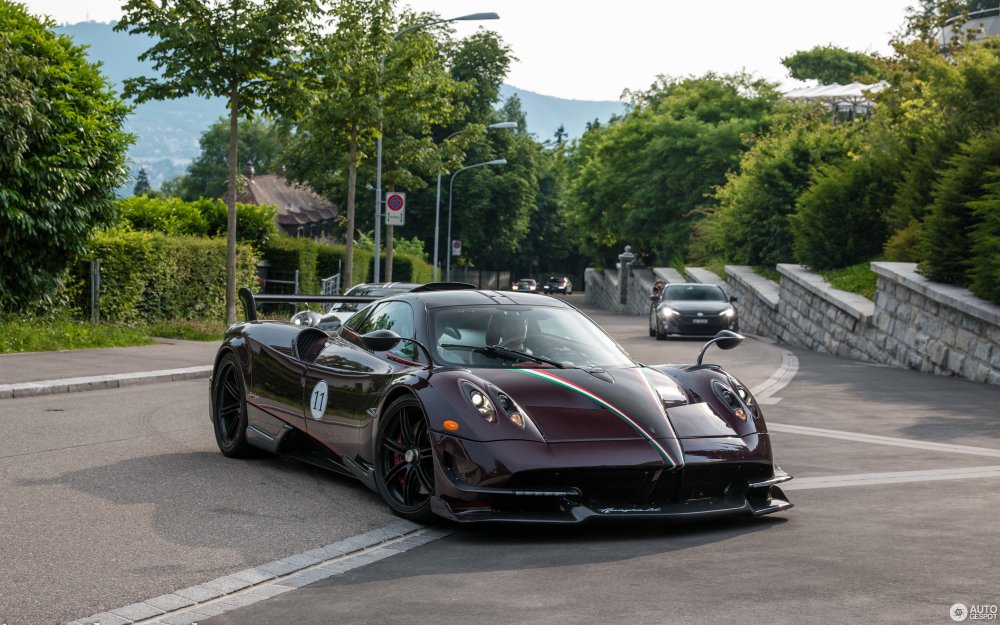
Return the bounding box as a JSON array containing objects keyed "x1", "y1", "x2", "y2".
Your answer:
[{"x1": 2, "y1": 295, "x2": 998, "y2": 624}]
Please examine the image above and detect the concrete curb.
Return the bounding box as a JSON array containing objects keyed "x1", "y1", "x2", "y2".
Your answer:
[{"x1": 0, "y1": 365, "x2": 213, "y2": 400}]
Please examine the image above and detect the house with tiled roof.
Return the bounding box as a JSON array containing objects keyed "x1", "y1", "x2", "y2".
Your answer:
[{"x1": 239, "y1": 169, "x2": 338, "y2": 239}]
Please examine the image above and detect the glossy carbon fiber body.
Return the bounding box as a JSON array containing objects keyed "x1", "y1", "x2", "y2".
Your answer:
[{"x1": 210, "y1": 289, "x2": 792, "y2": 523}]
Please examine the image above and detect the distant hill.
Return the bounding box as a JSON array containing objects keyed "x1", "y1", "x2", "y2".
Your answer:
[{"x1": 55, "y1": 21, "x2": 625, "y2": 192}]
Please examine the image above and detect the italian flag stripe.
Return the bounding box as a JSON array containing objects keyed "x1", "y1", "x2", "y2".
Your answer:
[{"x1": 514, "y1": 368, "x2": 677, "y2": 467}]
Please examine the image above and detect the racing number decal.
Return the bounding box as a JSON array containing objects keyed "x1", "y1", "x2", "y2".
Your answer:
[{"x1": 310, "y1": 380, "x2": 329, "y2": 420}]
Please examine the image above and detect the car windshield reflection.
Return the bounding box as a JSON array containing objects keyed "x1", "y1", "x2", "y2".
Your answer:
[
  {"x1": 431, "y1": 305, "x2": 634, "y2": 369},
  {"x1": 661, "y1": 284, "x2": 727, "y2": 302}
]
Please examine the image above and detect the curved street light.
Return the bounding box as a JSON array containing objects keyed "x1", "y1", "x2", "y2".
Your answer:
[
  {"x1": 446, "y1": 158, "x2": 507, "y2": 282},
  {"x1": 433, "y1": 121, "x2": 516, "y2": 280},
  {"x1": 374, "y1": 11, "x2": 500, "y2": 284}
]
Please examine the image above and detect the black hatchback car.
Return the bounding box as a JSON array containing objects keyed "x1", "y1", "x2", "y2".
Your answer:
[{"x1": 649, "y1": 283, "x2": 738, "y2": 339}]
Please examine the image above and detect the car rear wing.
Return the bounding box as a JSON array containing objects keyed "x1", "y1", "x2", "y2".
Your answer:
[
  {"x1": 237, "y1": 282, "x2": 478, "y2": 322},
  {"x1": 238, "y1": 287, "x2": 378, "y2": 322}
]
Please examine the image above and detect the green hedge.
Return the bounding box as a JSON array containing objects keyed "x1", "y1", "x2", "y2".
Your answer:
[
  {"x1": 78, "y1": 230, "x2": 258, "y2": 322},
  {"x1": 372, "y1": 253, "x2": 434, "y2": 283},
  {"x1": 117, "y1": 195, "x2": 277, "y2": 250},
  {"x1": 264, "y1": 236, "x2": 376, "y2": 292}
]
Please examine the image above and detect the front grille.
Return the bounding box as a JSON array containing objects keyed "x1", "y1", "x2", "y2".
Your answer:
[
  {"x1": 508, "y1": 469, "x2": 651, "y2": 504},
  {"x1": 506, "y1": 463, "x2": 772, "y2": 506}
]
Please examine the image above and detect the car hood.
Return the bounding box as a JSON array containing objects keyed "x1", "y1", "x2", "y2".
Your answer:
[
  {"x1": 467, "y1": 366, "x2": 750, "y2": 446},
  {"x1": 658, "y1": 300, "x2": 732, "y2": 314}
]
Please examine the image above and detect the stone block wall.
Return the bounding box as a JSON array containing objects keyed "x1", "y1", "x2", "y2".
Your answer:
[
  {"x1": 725, "y1": 266, "x2": 781, "y2": 339},
  {"x1": 869, "y1": 263, "x2": 1000, "y2": 385},
  {"x1": 587, "y1": 260, "x2": 1000, "y2": 386}
]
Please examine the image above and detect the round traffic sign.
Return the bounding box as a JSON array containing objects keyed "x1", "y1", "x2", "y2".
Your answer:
[{"x1": 386, "y1": 193, "x2": 404, "y2": 211}]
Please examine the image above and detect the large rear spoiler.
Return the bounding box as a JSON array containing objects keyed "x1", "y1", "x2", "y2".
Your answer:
[
  {"x1": 237, "y1": 282, "x2": 477, "y2": 322},
  {"x1": 238, "y1": 287, "x2": 377, "y2": 322}
]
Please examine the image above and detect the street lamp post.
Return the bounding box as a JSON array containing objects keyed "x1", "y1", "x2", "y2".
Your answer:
[
  {"x1": 374, "y1": 11, "x2": 499, "y2": 284},
  {"x1": 446, "y1": 158, "x2": 507, "y2": 282},
  {"x1": 433, "y1": 121, "x2": 516, "y2": 281}
]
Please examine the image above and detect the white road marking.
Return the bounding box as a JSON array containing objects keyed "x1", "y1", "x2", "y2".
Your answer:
[
  {"x1": 783, "y1": 465, "x2": 1000, "y2": 490},
  {"x1": 751, "y1": 348, "x2": 798, "y2": 405},
  {"x1": 64, "y1": 521, "x2": 447, "y2": 625},
  {"x1": 769, "y1": 422, "x2": 1000, "y2": 458}
]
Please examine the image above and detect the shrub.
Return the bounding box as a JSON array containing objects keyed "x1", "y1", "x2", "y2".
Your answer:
[
  {"x1": 78, "y1": 230, "x2": 258, "y2": 322},
  {"x1": 967, "y1": 173, "x2": 1000, "y2": 303},
  {"x1": 920, "y1": 126, "x2": 1000, "y2": 292},
  {"x1": 884, "y1": 220, "x2": 923, "y2": 262},
  {"x1": 791, "y1": 155, "x2": 894, "y2": 270},
  {"x1": 116, "y1": 195, "x2": 277, "y2": 250}
]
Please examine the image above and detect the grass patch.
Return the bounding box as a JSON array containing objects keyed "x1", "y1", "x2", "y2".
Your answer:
[
  {"x1": 819, "y1": 261, "x2": 878, "y2": 300},
  {"x1": 752, "y1": 265, "x2": 781, "y2": 283},
  {"x1": 0, "y1": 317, "x2": 155, "y2": 353},
  {"x1": 144, "y1": 319, "x2": 228, "y2": 342},
  {"x1": 0, "y1": 317, "x2": 229, "y2": 354}
]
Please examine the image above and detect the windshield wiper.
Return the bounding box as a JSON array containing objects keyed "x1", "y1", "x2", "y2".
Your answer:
[{"x1": 439, "y1": 343, "x2": 565, "y2": 368}]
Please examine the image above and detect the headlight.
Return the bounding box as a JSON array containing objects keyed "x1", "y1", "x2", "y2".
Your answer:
[
  {"x1": 460, "y1": 381, "x2": 496, "y2": 423},
  {"x1": 721, "y1": 308, "x2": 736, "y2": 318},
  {"x1": 492, "y1": 387, "x2": 531, "y2": 429},
  {"x1": 658, "y1": 306, "x2": 678, "y2": 319}
]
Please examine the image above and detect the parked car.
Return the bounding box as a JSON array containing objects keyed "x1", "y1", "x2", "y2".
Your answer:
[
  {"x1": 511, "y1": 278, "x2": 538, "y2": 293},
  {"x1": 649, "y1": 283, "x2": 739, "y2": 340},
  {"x1": 290, "y1": 282, "x2": 423, "y2": 332},
  {"x1": 543, "y1": 276, "x2": 573, "y2": 295},
  {"x1": 214, "y1": 287, "x2": 792, "y2": 523}
]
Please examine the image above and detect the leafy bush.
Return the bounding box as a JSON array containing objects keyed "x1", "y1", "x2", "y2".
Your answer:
[
  {"x1": 966, "y1": 173, "x2": 1000, "y2": 304},
  {"x1": 695, "y1": 116, "x2": 857, "y2": 266},
  {"x1": 78, "y1": 230, "x2": 258, "y2": 322},
  {"x1": 791, "y1": 155, "x2": 894, "y2": 270},
  {"x1": 0, "y1": 4, "x2": 131, "y2": 312},
  {"x1": 920, "y1": 126, "x2": 1000, "y2": 296},
  {"x1": 884, "y1": 220, "x2": 923, "y2": 262},
  {"x1": 263, "y1": 236, "x2": 319, "y2": 294},
  {"x1": 116, "y1": 195, "x2": 277, "y2": 250}
]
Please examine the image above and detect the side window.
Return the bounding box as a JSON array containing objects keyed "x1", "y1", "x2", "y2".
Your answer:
[
  {"x1": 349, "y1": 301, "x2": 418, "y2": 362},
  {"x1": 343, "y1": 303, "x2": 378, "y2": 335}
]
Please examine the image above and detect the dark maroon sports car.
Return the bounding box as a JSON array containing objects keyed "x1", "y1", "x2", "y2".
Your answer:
[{"x1": 211, "y1": 287, "x2": 792, "y2": 523}]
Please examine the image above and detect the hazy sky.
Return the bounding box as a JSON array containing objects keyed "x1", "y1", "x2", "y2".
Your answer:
[{"x1": 22, "y1": 0, "x2": 916, "y2": 101}]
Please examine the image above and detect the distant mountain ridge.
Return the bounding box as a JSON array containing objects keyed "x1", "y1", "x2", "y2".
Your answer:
[{"x1": 54, "y1": 21, "x2": 625, "y2": 191}]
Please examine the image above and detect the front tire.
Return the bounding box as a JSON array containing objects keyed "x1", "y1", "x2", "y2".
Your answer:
[
  {"x1": 212, "y1": 352, "x2": 257, "y2": 458},
  {"x1": 374, "y1": 396, "x2": 435, "y2": 522},
  {"x1": 655, "y1": 318, "x2": 668, "y2": 341}
]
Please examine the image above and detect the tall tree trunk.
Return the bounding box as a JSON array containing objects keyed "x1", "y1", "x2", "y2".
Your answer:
[
  {"x1": 344, "y1": 130, "x2": 357, "y2": 289},
  {"x1": 225, "y1": 85, "x2": 239, "y2": 324}
]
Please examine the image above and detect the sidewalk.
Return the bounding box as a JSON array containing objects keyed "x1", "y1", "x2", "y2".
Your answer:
[{"x1": 0, "y1": 338, "x2": 220, "y2": 399}]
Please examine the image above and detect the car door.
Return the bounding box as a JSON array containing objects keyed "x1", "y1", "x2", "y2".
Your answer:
[{"x1": 303, "y1": 300, "x2": 419, "y2": 462}]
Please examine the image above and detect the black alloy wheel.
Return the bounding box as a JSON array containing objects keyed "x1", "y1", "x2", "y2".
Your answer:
[
  {"x1": 212, "y1": 352, "x2": 256, "y2": 458},
  {"x1": 375, "y1": 396, "x2": 435, "y2": 521}
]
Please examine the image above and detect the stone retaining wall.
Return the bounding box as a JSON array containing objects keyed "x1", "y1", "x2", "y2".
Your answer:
[{"x1": 587, "y1": 258, "x2": 1000, "y2": 386}]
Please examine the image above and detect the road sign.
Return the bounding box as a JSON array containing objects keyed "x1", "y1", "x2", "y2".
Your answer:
[
  {"x1": 385, "y1": 192, "x2": 405, "y2": 226},
  {"x1": 451, "y1": 239, "x2": 462, "y2": 256}
]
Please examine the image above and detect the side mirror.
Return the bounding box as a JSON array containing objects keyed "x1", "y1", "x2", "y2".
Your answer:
[
  {"x1": 729, "y1": 296, "x2": 738, "y2": 303},
  {"x1": 695, "y1": 330, "x2": 745, "y2": 366},
  {"x1": 317, "y1": 315, "x2": 342, "y2": 332},
  {"x1": 361, "y1": 329, "x2": 402, "y2": 352},
  {"x1": 360, "y1": 329, "x2": 434, "y2": 364}
]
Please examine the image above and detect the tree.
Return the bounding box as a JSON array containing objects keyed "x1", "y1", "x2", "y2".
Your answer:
[
  {"x1": 566, "y1": 72, "x2": 786, "y2": 266},
  {"x1": 133, "y1": 166, "x2": 152, "y2": 196},
  {"x1": 116, "y1": 0, "x2": 320, "y2": 323},
  {"x1": 781, "y1": 45, "x2": 885, "y2": 84},
  {"x1": 176, "y1": 117, "x2": 291, "y2": 201},
  {"x1": 284, "y1": 0, "x2": 466, "y2": 287},
  {"x1": 0, "y1": 2, "x2": 131, "y2": 312}
]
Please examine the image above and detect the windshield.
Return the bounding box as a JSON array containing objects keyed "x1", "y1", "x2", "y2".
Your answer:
[
  {"x1": 331, "y1": 285, "x2": 412, "y2": 313},
  {"x1": 661, "y1": 284, "x2": 727, "y2": 302},
  {"x1": 431, "y1": 305, "x2": 634, "y2": 369}
]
